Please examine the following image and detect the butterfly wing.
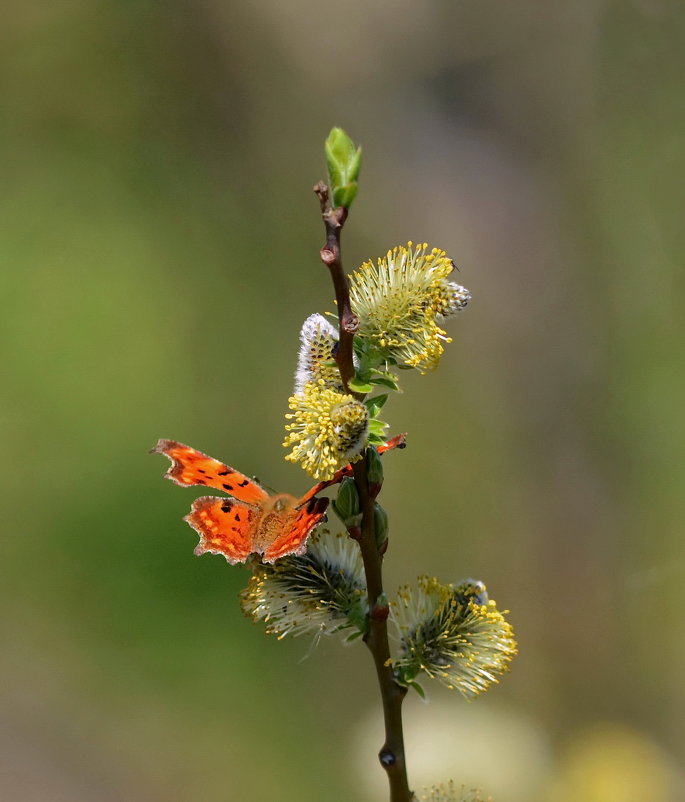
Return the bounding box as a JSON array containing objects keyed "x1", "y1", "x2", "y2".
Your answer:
[
  {"x1": 185, "y1": 496, "x2": 260, "y2": 564},
  {"x1": 262, "y1": 497, "x2": 329, "y2": 563},
  {"x1": 298, "y1": 432, "x2": 407, "y2": 504},
  {"x1": 152, "y1": 439, "x2": 269, "y2": 505}
]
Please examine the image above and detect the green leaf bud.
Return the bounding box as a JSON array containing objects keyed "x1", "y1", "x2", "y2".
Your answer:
[
  {"x1": 325, "y1": 127, "x2": 362, "y2": 209},
  {"x1": 366, "y1": 446, "x2": 384, "y2": 484},
  {"x1": 374, "y1": 502, "x2": 389, "y2": 548},
  {"x1": 332, "y1": 476, "x2": 362, "y2": 528},
  {"x1": 339, "y1": 476, "x2": 361, "y2": 515},
  {"x1": 333, "y1": 182, "x2": 359, "y2": 209}
]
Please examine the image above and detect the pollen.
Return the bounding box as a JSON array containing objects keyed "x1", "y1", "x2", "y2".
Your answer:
[
  {"x1": 348, "y1": 243, "x2": 470, "y2": 373},
  {"x1": 293, "y1": 313, "x2": 348, "y2": 394},
  {"x1": 391, "y1": 576, "x2": 516, "y2": 699},
  {"x1": 283, "y1": 380, "x2": 369, "y2": 480},
  {"x1": 240, "y1": 529, "x2": 367, "y2": 640}
]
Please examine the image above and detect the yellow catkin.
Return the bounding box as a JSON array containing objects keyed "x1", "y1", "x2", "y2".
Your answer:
[
  {"x1": 348, "y1": 242, "x2": 470, "y2": 373},
  {"x1": 283, "y1": 381, "x2": 368, "y2": 480}
]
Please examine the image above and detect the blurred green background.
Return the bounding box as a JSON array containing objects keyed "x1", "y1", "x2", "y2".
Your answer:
[{"x1": 2, "y1": 1, "x2": 684, "y2": 800}]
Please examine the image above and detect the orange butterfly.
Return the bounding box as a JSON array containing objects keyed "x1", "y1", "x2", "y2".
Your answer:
[{"x1": 152, "y1": 435, "x2": 405, "y2": 564}]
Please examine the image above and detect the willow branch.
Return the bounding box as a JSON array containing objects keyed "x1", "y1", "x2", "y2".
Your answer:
[
  {"x1": 352, "y1": 458, "x2": 411, "y2": 802},
  {"x1": 315, "y1": 183, "x2": 412, "y2": 802},
  {"x1": 314, "y1": 182, "x2": 357, "y2": 392}
]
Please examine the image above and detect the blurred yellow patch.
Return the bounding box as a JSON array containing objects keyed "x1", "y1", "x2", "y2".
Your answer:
[{"x1": 548, "y1": 723, "x2": 682, "y2": 802}]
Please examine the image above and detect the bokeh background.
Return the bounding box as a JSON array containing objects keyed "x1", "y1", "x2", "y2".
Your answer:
[{"x1": 2, "y1": 1, "x2": 685, "y2": 800}]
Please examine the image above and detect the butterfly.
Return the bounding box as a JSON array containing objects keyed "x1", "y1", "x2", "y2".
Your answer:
[{"x1": 152, "y1": 434, "x2": 406, "y2": 564}]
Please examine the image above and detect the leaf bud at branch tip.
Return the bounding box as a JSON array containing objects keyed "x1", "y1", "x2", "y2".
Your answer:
[{"x1": 325, "y1": 127, "x2": 362, "y2": 209}]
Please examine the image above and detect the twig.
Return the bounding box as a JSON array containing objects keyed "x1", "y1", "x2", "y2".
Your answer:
[
  {"x1": 314, "y1": 182, "x2": 358, "y2": 393},
  {"x1": 315, "y1": 183, "x2": 412, "y2": 802}
]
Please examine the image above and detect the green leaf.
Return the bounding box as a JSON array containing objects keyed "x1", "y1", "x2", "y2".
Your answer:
[
  {"x1": 347, "y1": 599, "x2": 370, "y2": 636},
  {"x1": 392, "y1": 661, "x2": 421, "y2": 687},
  {"x1": 346, "y1": 141, "x2": 362, "y2": 184},
  {"x1": 364, "y1": 394, "x2": 389, "y2": 418},
  {"x1": 367, "y1": 418, "x2": 388, "y2": 434},
  {"x1": 367, "y1": 432, "x2": 387, "y2": 446},
  {"x1": 348, "y1": 377, "x2": 374, "y2": 394},
  {"x1": 408, "y1": 681, "x2": 426, "y2": 699},
  {"x1": 332, "y1": 183, "x2": 358, "y2": 208},
  {"x1": 370, "y1": 375, "x2": 401, "y2": 391},
  {"x1": 353, "y1": 337, "x2": 370, "y2": 357}
]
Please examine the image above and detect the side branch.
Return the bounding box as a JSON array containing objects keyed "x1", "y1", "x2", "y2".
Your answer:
[{"x1": 314, "y1": 182, "x2": 358, "y2": 392}]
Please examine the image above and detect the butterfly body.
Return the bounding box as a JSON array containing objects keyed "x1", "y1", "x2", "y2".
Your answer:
[{"x1": 251, "y1": 494, "x2": 300, "y2": 549}]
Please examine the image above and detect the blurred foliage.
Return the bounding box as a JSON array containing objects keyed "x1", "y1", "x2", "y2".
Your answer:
[{"x1": 1, "y1": 1, "x2": 684, "y2": 800}]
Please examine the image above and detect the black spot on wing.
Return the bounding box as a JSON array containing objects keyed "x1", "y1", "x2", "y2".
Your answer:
[{"x1": 306, "y1": 497, "x2": 329, "y2": 515}]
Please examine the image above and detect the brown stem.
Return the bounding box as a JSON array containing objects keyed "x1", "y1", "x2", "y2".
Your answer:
[
  {"x1": 315, "y1": 183, "x2": 412, "y2": 802},
  {"x1": 353, "y1": 458, "x2": 411, "y2": 802},
  {"x1": 314, "y1": 182, "x2": 358, "y2": 393}
]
